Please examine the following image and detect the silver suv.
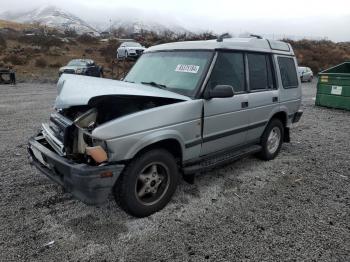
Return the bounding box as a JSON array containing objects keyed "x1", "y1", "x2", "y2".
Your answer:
[{"x1": 28, "y1": 37, "x2": 303, "y2": 217}]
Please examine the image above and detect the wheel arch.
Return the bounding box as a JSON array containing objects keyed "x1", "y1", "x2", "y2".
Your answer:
[
  {"x1": 270, "y1": 111, "x2": 288, "y2": 127},
  {"x1": 268, "y1": 110, "x2": 290, "y2": 142},
  {"x1": 123, "y1": 131, "x2": 185, "y2": 163}
]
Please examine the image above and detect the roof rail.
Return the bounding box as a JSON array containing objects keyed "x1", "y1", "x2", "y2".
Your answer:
[
  {"x1": 250, "y1": 34, "x2": 263, "y2": 39},
  {"x1": 217, "y1": 33, "x2": 231, "y2": 42}
]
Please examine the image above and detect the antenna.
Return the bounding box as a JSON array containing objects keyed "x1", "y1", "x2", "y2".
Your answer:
[
  {"x1": 217, "y1": 33, "x2": 231, "y2": 42},
  {"x1": 250, "y1": 34, "x2": 263, "y2": 39}
]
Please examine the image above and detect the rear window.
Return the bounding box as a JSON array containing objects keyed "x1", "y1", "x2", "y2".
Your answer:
[
  {"x1": 278, "y1": 57, "x2": 298, "y2": 88},
  {"x1": 247, "y1": 53, "x2": 274, "y2": 91}
]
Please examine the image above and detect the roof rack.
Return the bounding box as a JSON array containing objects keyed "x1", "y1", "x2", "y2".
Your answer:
[
  {"x1": 250, "y1": 34, "x2": 263, "y2": 39},
  {"x1": 217, "y1": 33, "x2": 231, "y2": 42}
]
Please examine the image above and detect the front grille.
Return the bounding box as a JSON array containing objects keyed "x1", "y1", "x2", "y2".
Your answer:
[
  {"x1": 44, "y1": 113, "x2": 74, "y2": 155},
  {"x1": 136, "y1": 50, "x2": 144, "y2": 55}
]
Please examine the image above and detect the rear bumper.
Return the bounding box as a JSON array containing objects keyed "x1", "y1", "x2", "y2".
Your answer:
[
  {"x1": 28, "y1": 135, "x2": 124, "y2": 205},
  {"x1": 292, "y1": 110, "x2": 303, "y2": 123}
]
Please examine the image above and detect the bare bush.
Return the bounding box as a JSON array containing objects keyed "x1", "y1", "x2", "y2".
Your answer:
[
  {"x1": 284, "y1": 39, "x2": 350, "y2": 73},
  {"x1": 77, "y1": 34, "x2": 98, "y2": 44},
  {"x1": 18, "y1": 34, "x2": 63, "y2": 51},
  {"x1": 3, "y1": 54, "x2": 27, "y2": 65},
  {"x1": 49, "y1": 62, "x2": 62, "y2": 68},
  {"x1": 34, "y1": 58, "x2": 47, "y2": 68},
  {"x1": 99, "y1": 39, "x2": 120, "y2": 59},
  {"x1": 64, "y1": 28, "x2": 78, "y2": 38},
  {"x1": 85, "y1": 48, "x2": 94, "y2": 54},
  {"x1": 0, "y1": 34, "x2": 7, "y2": 48}
]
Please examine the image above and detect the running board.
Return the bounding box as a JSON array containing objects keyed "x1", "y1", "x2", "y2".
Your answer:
[{"x1": 183, "y1": 145, "x2": 262, "y2": 174}]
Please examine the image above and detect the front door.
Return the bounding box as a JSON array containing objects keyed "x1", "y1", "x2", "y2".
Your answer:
[{"x1": 201, "y1": 51, "x2": 250, "y2": 156}]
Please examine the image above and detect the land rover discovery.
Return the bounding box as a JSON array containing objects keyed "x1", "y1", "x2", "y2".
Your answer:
[{"x1": 28, "y1": 37, "x2": 303, "y2": 217}]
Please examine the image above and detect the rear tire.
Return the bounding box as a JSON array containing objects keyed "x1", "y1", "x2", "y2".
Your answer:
[
  {"x1": 114, "y1": 149, "x2": 179, "y2": 217},
  {"x1": 257, "y1": 118, "x2": 284, "y2": 160}
]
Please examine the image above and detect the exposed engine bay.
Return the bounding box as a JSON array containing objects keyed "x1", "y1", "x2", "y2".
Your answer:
[{"x1": 45, "y1": 95, "x2": 181, "y2": 165}]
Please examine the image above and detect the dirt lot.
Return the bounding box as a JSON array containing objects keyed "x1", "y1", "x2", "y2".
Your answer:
[{"x1": 0, "y1": 80, "x2": 349, "y2": 262}]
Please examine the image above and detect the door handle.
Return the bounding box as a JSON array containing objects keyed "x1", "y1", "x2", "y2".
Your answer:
[
  {"x1": 241, "y1": 101, "x2": 249, "y2": 108},
  {"x1": 272, "y1": 97, "x2": 278, "y2": 102}
]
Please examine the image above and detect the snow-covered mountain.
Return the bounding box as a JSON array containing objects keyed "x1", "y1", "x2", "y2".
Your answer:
[
  {"x1": 0, "y1": 5, "x2": 193, "y2": 36},
  {"x1": 0, "y1": 5, "x2": 99, "y2": 35},
  {"x1": 110, "y1": 17, "x2": 189, "y2": 35}
]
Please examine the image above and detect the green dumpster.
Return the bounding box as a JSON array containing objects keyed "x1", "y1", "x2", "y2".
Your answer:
[{"x1": 316, "y1": 62, "x2": 350, "y2": 111}]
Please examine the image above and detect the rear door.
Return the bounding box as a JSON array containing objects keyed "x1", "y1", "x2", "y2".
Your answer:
[
  {"x1": 245, "y1": 52, "x2": 279, "y2": 142},
  {"x1": 276, "y1": 56, "x2": 301, "y2": 114},
  {"x1": 201, "y1": 51, "x2": 250, "y2": 156}
]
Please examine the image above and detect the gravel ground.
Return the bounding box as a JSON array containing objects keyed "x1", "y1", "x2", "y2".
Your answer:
[{"x1": 0, "y1": 80, "x2": 349, "y2": 262}]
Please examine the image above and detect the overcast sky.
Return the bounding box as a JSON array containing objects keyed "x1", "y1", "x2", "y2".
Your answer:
[{"x1": 1, "y1": 0, "x2": 350, "y2": 41}]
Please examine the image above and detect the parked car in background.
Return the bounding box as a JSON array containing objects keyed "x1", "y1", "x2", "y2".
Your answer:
[
  {"x1": 117, "y1": 42, "x2": 146, "y2": 60},
  {"x1": 298, "y1": 66, "x2": 313, "y2": 82},
  {"x1": 29, "y1": 37, "x2": 302, "y2": 217},
  {"x1": 59, "y1": 59, "x2": 103, "y2": 77}
]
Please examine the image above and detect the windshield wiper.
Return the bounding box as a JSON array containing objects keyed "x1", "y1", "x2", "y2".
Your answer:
[{"x1": 141, "y1": 81, "x2": 167, "y2": 89}]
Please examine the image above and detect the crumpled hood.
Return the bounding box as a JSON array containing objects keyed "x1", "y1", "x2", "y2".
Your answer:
[{"x1": 55, "y1": 74, "x2": 190, "y2": 109}]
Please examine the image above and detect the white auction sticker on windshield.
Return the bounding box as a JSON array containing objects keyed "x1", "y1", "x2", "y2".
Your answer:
[{"x1": 175, "y1": 64, "x2": 200, "y2": 74}]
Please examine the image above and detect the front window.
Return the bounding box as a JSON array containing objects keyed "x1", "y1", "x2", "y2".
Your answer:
[
  {"x1": 124, "y1": 42, "x2": 142, "y2": 47},
  {"x1": 207, "y1": 52, "x2": 246, "y2": 92},
  {"x1": 124, "y1": 51, "x2": 213, "y2": 97},
  {"x1": 68, "y1": 60, "x2": 87, "y2": 67}
]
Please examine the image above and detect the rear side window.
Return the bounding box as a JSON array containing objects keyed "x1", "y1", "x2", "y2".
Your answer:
[
  {"x1": 207, "y1": 52, "x2": 245, "y2": 92},
  {"x1": 278, "y1": 57, "x2": 298, "y2": 88},
  {"x1": 247, "y1": 53, "x2": 274, "y2": 91}
]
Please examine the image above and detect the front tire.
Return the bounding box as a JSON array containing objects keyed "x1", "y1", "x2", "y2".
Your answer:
[
  {"x1": 114, "y1": 149, "x2": 179, "y2": 217},
  {"x1": 257, "y1": 118, "x2": 284, "y2": 160}
]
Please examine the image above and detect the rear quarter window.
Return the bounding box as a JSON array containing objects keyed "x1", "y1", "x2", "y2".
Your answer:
[{"x1": 278, "y1": 57, "x2": 299, "y2": 88}]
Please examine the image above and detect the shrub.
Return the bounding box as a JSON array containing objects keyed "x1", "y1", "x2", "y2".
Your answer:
[
  {"x1": 64, "y1": 28, "x2": 78, "y2": 38},
  {"x1": 3, "y1": 54, "x2": 27, "y2": 65},
  {"x1": 99, "y1": 39, "x2": 120, "y2": 59},
  {"x1": 284, "y1": 39, "x2": 350, "y2": 73},
  {"x1": 85, "y1": 48, "x2": 94, "y2": 54},
  {"x1": 77, "y1": 34, "x2": 98, "y2": 44},
  {"x1": 0, "y1": 34, "x2": 7, "y2": 48},
  {"x1": 35, "y1": 58, "x2": 47, "y2": 68},
  {"x1": 18, "y1": 34, "x2": 63, "y2": 51},
  {"x1": 49, "y1": 62, "x2": 62, "y2": 68}
]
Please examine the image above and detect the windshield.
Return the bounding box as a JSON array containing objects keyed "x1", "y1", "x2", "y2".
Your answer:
[
  {"x1": 124, "y1": 42, "x2": 141, "y2": 47},
  {"x1": 124, "y1": 51, "x2": 213, "y2": 97},
  {"x1": 67, "y1": 60, "x2": 87, "y2": 67}
]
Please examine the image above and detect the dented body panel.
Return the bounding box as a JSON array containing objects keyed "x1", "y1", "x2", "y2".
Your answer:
[{"x1": 96, "y1": 99, "x2": 203, "y2": 161}]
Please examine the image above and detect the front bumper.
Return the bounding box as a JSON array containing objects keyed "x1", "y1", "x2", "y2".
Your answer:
[{"x1": 28, "y1": 135, "x2": 124, "y2": 205}]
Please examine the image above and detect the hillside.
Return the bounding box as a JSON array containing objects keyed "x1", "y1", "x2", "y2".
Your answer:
[
  {"x1": 0, "y1": 25, "x2": 349, "y2": 82},
  {"x1": 0, "y1": 19, "x2": 33, "y2": 31},
  {"x1": 0, "y1": 5, "x2": 99, "y2": 35},
  {"x1": 284, "y1": 39, "x2": 350, "y2": 73}
]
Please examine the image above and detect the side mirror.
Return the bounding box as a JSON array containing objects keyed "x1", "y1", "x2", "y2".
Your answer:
[{"x1": 204, "y1": 85, "x2": 234, "y2": 99}]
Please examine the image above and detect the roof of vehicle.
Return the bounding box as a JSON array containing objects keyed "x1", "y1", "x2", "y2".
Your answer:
[
  {"x1": 146, "y1": 37, "x2": 294, "y2": 55},
  {"x1": 69, "y1": 59, "x2": 95, "y2": 64}
]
